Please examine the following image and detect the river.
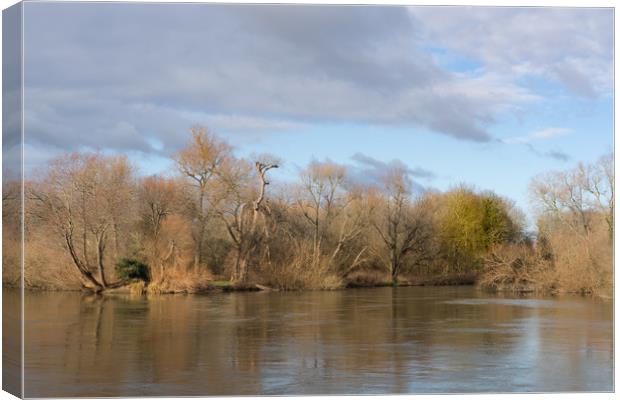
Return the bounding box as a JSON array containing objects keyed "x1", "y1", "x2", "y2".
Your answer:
[{"x1": 14, "y1": 286, "x2": 613, "y2": 396}]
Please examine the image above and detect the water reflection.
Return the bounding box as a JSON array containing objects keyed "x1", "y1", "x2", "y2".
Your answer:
[{"x1": 22, "y1": 286, "x2": 612, "y2": 396}]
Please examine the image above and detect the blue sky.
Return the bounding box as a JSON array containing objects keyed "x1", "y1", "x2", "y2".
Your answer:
[{"x1": 11, "y1": 3, "x2": 614, "y2": 224}]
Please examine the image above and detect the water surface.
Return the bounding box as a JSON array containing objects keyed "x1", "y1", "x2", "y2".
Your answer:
[{"x1": 20, "y1": 286, "x2": 613, "y2": 396}]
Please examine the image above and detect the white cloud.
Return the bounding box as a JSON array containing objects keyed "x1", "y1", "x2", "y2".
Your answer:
[
  {"x1": 502, "y1": 127, "x2": 570, "y2": 145},
  {"x1": 408, "y1": 7, "x2": 613, "y2": 98},
  {"x1": 20, "y1": 4, "x2": 611, "y2": 170}
]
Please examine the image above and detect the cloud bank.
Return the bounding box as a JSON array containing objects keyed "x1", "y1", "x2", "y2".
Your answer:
[{"x1": 19, "y1": 4, "x2": 612, "y2": 169}]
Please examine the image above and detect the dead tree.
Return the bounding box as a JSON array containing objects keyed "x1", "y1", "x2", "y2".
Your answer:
[{"x1": 219, "y1": 158, "x2": 279, "y2": 283}]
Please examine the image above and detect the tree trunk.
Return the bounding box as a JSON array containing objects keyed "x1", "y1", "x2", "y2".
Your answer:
[
  {"x1": 95, "y1": 233, "x2": 108, "y2": 288},
  {"x1": 194, "y1": 227, "x2": 202, "y2": 270},
  {"x1": 65, "y1": 233, "x2": 103, "y2": 291},
  {"x1": 238, "y1": 256, "x2": 249, "y2": 283},
  {"x1": 391, "y1": 253, "x2": 399, "y2": 286},
  {"x1": 233, "y1": 241, "x2": 252, "y2": 283},
  {"x1": 232, "y1": 247, "x2": 242, "y2": 282},
  {"x1": 113, "y1": 221, "x2": 120, "y2": 259}
]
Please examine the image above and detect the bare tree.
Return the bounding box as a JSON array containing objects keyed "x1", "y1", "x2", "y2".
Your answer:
[
  {"x1": 317, "y1": 183, "x2": 376, "y2": 277},
  {"x1": 370, "y1": 167, "x2": 430, "y2": 285},
  {"x1": 217, "y1": 155, "x2": 279, "y2": 282},
  {"x1": 137, "y1": 176, "x2": 180, "y2": 280},
  {"x1": 296, "y1": 160, "x2": 347, "y2": 265},
  {"x1": 529, "y1": 153, "x2": 614, "y2": 294},
  {"x1": 3, "y1": 181, "x2": 22, "y2": 286},
  {"x1": 530, "y1": 152, "x2": 614, "y2": 237},
  {"x1": 30, "y1": 153, "x2": 134, "y2": 291},
  {"x1": 173, "y1": 126, "x2": 232, "y2": 270},
  {"x1": 579, "y1": 153, "x2": 614, "y2": 237}
]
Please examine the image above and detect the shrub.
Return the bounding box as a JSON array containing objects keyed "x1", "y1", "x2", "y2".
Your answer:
[
  {"x1": 345, "y1": 269, "x2": 389, "y2": 287},
  {"x1": 261, "y1": 241, "x2": 343, "y2": 290},
  {"x1": 543, "y1": 216, "x2": 612, "y2": 295},
  {"x1": 115, "y1": 258, "x2": 150, "y2": 282},
  {"x1": 146, "y1": 267, "x2": 212, "y2": 294},
  {"x1": 479, "y1": 243, "x2": 555, "y2": 293}
]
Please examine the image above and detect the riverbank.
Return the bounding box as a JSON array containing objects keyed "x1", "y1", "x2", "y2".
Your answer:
[
  {"x1": 4, "y1": 273, "x2": 479, "y2": 295},
  {"x1": 4, "y1": 271, "x2": 609, "y2": 298}
]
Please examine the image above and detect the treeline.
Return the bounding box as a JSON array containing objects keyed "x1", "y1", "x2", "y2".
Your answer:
[
  {"x1": 2, "y1": 127, "x2": 613, "y2": 295},
  {"x1": 481, "y1": 153, "x2": 613, "y2": 295}
]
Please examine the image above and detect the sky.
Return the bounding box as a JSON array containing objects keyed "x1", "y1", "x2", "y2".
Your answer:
[{"x1": 7, "y1": 3, "x2": 614, "y2": 223}]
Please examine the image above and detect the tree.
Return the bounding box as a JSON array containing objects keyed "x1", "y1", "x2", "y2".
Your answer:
[
  {"x1": 578, "y1": 153, "x2": 613, "y2": 238},
  {"x1": 529, "y1": 154, "x2": 613, "y2": 294},
  {"x1": 296, "y1": 160, "x2": 347, "y2": 266},
  {"x1": 137, "y1": 175, "x2": 180, "y2": 280},
  {"x1": 326, "y1": 189, "x2": 370, "y2": 277},
  {"x1": 173, "y1": 126, "x2": 232, "y2": 270},
  {"x1": 435, "y1": 187, "x2": 521, "y2": 273},
  {"x1": 2, "y1": 181, "x2": 22, "y2": 286},
  {"x1": 370, "y1": 167, "x2": 431, "y2": 285},
  {"x1": 530, "y1": 152, "x2": 613, "y2": 238},
  {"x1": 217, "y1": 155, "x2": 279, "y2": 282},
  {"x1": 30, "y1": 153, "x2": 134, "y2": 291}
]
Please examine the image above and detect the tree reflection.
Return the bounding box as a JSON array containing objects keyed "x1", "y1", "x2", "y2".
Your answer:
[{"x1": 22, "y1": 288, "x2": 613, "y2": 396}]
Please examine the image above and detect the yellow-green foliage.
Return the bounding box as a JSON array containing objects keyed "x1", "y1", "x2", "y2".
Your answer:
[{"x1": 434, "y1": 187, "x2": 522, "y2": 272}]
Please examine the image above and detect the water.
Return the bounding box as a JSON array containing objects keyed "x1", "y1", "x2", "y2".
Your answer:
[{"x1": 16, "y1": 286, "x2": 613, "y2": 396}]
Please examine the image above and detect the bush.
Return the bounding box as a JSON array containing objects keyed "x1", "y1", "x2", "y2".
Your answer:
[
  {"x1": 146, "y1": 267, "x2": 212, "y2": 294},
  {"x1": 345, "y1": 269, "x2": 389, "y2": 287},
  {"x1": 543, "y1": 217, "x2": 612, "y2": 295},
  {"x1": 115, "y1": 258, "x2": 150, "y2": 282},
  {"x1": 479, "y1": 244, "x2": 555, "y2": 293},
  {"x1": 261, "y1": 241, "x2": 343, "y2": 290}
]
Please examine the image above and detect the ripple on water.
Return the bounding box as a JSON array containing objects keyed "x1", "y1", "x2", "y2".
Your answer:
[{"x1": 442, "y1": 298, "x2": 584, "y2": 309}]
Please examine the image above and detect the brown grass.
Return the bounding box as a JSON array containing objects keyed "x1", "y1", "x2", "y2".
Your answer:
[
  {"x1": 261, "y1": 242, "x2": 343, "y2": 290},
  {"x1": 147, "y1": 267, "x2": 213, "y2": 294}
]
